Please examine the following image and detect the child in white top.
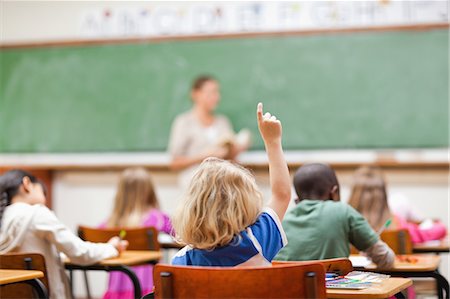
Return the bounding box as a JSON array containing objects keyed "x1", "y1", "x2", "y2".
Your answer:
[
  {"x1": 172, "y1": 103, "x2": 291, "y2": 266},
  {"x1": 0, "y1": 170, "x2": 128, "y2": 298}
]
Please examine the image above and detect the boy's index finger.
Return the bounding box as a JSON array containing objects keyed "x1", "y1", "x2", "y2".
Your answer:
[{"x1": 257, "y1": 102, "x2": 263, "y2": 122}]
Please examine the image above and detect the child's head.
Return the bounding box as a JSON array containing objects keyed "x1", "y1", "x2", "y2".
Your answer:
[
  {"x1": 348, "y1": 166, "x2": 390, "y2": 231},
  {"x1": 173, "y1": 158, "x2": 263, "y2": 249},
  {"x1": 0, "y1": 169, "x2": 46, "y2": 226},
  {"x1": 293, "y1": 163, "x2": 340, "y2": 203},
  {"x1": 190, "y1": 75, "x2": 220, "y2": 112},
  {"x1": 107, "y1": 167, "x2": 159, "y2": 227}
]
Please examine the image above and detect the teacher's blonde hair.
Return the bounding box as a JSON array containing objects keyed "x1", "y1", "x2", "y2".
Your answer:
[{"x1": 173, "y1": 158, "x2": 263, "y2": 250}]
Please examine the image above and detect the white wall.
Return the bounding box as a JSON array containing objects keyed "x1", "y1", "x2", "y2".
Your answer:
[{"x1": 1, "y1": 1, "x2": 448, "y2": 44}]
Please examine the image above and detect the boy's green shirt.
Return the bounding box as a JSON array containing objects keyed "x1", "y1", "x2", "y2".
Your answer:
[{"x1": 275, "y1": 199, "x2": 378, "y2": 261}]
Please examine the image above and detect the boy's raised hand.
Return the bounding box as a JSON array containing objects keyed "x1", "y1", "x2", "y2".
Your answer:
[{"x1": 257, "y1": 102, "x2": 282, "y2": 146}]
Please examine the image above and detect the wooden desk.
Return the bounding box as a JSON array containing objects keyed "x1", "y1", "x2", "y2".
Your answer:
[
  {"x1": 351, "y1": 254, "x2": 449, "y2": 299},
  {"x1": 160, "y1": 241, "x2": 184, "y2": 250},
  {"x1": 362, "y1": 254, "x2": 441, "y2": 272},
  {"x1": 327, "y1": 277, "x2": 412, "y2": 299},
  {"x1": 413, "y1": 239, "x2": 450, "y2": 254},
  {"x1": 0, "y1": 269, "x2": 48, "y2": 298},
  {"x1": 65, "y1": 250, "x2": 162, "y2": 299}
]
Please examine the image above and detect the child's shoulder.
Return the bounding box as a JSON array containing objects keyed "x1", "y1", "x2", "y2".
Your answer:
[
  {"x1": 142, "y1": 208, "x2": 169, "y2": 225},
  {"x1": 7, "y1": 202, "x2": 48, "y2": 216},
  {"x1": 289, "y1": 200, "x2": 350, "y2": 220},
  {"x1": 253, "y1": 207, "x2": 283, "y2": 229},
  {"x1": 325, "y1": 200, "x2": 357, "y2": 217}
]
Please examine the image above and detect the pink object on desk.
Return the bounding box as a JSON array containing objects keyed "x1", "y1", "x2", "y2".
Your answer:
[{"x1": 396, "y1": 215, "x2": 447, "y2": 244}]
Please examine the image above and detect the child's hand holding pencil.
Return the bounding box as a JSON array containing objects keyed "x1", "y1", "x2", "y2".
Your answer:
[{"x1": 108, "y1": 230, "x2": 129, "y2": 255}]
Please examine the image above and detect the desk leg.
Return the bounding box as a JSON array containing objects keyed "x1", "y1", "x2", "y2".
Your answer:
[
  {"x1": 431, "y1": 270, "x2": 449, "y2": 299},
  {"x1": 394, "y1": 291, "x2": 406, "y2": 299},
  {"x1": 391, "y1": 271, "x2": 449, "y2": 299},
  {"x1": 24, "y1": 278, "x2": 49, "y2": 299},
  {"x1": 114, "y1": 265, "x2": 142, "y2": 299}
]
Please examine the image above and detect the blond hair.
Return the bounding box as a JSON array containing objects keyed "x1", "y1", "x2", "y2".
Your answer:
[
  {"x1": 173, "y1": 158, "x2": 263, "y2": 250},
  {"x1": 348, "y1": 166, "x2": 391, "y2": 231},
  {"x1": 107, "y1": 167, "x2": 159, "y2": 227}
]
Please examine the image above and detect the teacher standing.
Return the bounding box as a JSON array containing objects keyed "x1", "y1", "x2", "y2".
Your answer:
[{"x1": 168, "y1": 75, "x2": 247, "y2": 187}]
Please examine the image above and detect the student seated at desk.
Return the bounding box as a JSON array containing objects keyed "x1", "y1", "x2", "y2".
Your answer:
[
  {"x1": 275, "y1": 163, "x2": 395, "y2": 269},
  {"x1": 171, "y1": 103, "x2": 290, "y2": 266},
  {"x1": 100, "y1": 167, "x2": 173, "y2": 299},
  {"x1": 348, "y1": 166, "x2": 447, "y2": 244},
  {"x1": 0, "y1": 169, "x2": 128, "y2": 299}
]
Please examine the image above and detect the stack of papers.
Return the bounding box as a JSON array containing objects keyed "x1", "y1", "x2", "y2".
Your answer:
[
  {"x1": 325, "y1": 271, "x2": 390, "y2": 289},
  {"x1": 349, "y1": 255, "x2": 372, "y2": 267}
]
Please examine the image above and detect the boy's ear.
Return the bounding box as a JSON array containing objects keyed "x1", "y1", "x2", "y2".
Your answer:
[{"x1": 330, "y1": 185, "x2": 340, "y2": 201}]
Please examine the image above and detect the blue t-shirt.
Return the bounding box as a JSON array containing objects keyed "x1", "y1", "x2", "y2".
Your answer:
[{"x1": 172, "y1": 208, "x2": 288, "y2": 267}]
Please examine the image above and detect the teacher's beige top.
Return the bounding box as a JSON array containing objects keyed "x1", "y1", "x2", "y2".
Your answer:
[
  {"x1": 168, "y1": 110, "x2": 234, "y2": 158},
  {"x1": 168, "y1": 110, "x2": 234, "y2": 187}
]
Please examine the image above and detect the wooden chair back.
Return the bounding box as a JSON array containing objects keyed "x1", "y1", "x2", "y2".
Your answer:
[
  {"x1": 78, "y1": 225, "x2": 160, "y2": 251},
  {"x1": 380, "y1": 229, "x2": 413, "y2": 254},
  {"x1": 273, "y1": 257, "x2": 353, "y2": 276},
  {"x1": 152, "y1": 263, "x2": 326, "y2": 299},
  {"x1": 0, "y1": 253, "x2": 49, "y2": 299}
]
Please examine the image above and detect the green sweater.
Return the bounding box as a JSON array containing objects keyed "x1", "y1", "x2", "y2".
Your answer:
[{"x1": 275, "y1": 199, "x2": 378, "y2": 261}]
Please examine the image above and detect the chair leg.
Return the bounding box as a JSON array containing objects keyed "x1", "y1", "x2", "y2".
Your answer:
[
  {"x1": 68, "y1": 269, "x2": 75, "y2": 299},
  {"x1": 83, "y1": 270, "x2": 92, "y2": 299},
  {"x1": 25, "y1": 278, "x2": 49, "y2": 299}
]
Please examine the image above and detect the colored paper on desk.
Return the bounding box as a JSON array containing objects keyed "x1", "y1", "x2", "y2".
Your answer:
[
  {"x1": 326, "y1": 278, "x2": 372, "y2": 289},
  {"x1": 326, "y1": 271, "x2": 389, "y2": 289},
  {"x1": 345, "y1": 271, "x2": 390, "y2": 283}
]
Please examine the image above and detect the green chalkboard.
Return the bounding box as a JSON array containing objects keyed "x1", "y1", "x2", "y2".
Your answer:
[{"x1": 0, "y1": 29, "x2": 448, "y2": 152}]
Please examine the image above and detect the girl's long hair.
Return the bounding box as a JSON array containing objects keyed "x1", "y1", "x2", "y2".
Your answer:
[
  {"x1": 107, "y1": 167, "x2": 159, "y2": 227},
  {"x1": 348, "y1": 166, "x2": 391, "y2": 231}
]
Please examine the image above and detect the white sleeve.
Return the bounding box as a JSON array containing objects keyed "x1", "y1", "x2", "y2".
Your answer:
[
  {"x1": 363, "y1": 240, "x2": 395, "y2": 269},
  {"x1": 31, "y1": 206, "x2": 118, "y2": 266}
]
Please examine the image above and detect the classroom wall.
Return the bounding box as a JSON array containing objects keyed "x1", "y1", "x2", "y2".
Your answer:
[
  {"x1": 1, "y1": 1, "x2": 448, "y2": 44},
  {"x1": 52, "y1": 167, "x2": 449, "y2": 298}
]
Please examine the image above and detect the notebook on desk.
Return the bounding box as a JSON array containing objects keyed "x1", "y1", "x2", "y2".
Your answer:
[
  {"x1": 326, "y1": 271, "x2": 390, "y2": 289},
  {"x1": 349, "y1": 255, "x2": 372, "y2": 267}
]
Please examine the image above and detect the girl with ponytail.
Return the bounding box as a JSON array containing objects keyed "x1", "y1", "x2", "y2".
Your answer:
[{"x1": 0, "y1": 169, "x2": 128, "y2": 299}]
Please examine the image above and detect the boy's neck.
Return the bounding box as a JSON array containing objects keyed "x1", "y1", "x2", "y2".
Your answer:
[
  {"x1": 295, "y1": 198, "x2": 333, "y2": 204},
  {"x1": 11, "y1": 195, "x2": 33, "y2": 205}
]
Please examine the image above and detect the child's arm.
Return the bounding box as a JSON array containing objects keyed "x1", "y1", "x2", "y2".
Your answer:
[
  {"x1": 257, "y1": 103, "x2": 291, "y2": 220},
  {"x1": 363, "y1": 241, "x2": 395, "y2": 269},
  {"x1": 32, "y1": 206, "x2": 127, "y2": 265}
]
